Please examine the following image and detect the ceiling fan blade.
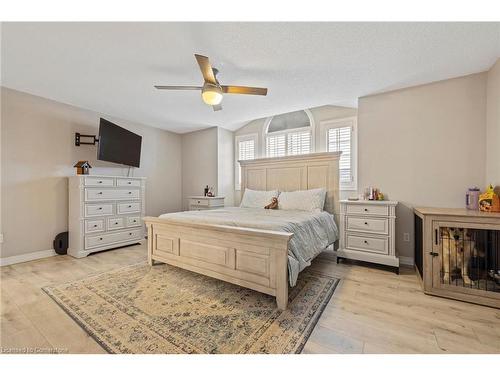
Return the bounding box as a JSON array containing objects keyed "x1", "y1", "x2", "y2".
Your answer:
[
  {"x1": 221, "y1": 85, "x2": 268, "y2": 96},
  {"x1": 194, "y1": 54, "x2": 216, "y2": 84},
  {"x1": 212, "y1": 104, "x2": 223, "y2": 111},
  {"x1": 154, "y1": 85, "x2": 202, "y2": 90}
]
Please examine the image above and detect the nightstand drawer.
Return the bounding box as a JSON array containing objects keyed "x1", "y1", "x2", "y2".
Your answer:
[
  {"x1": 189, "y1": 198, "x2": 210, "y2": 207},
  {"x1": 346, "y1": 204, "x2": 389, "y2": 216},
  {"x1": 346, "y1": 234, "x2": 388, "y2": 255},
  {"x1": 346, "y1": 217, "x2": 388, "y2": 235}
]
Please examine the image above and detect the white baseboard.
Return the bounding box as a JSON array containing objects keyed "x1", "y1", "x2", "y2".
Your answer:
[
  {"x1": 399, "y1": 256, "x2": 414, "y2": 266},
  {"x1": 0, "y1": 249, "x2": 57, "y2": 266}
]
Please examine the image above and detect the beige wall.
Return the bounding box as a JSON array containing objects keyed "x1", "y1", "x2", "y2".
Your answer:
[
  {"x1": 181, "y1": 126, "x2": 235, "y2": 210},
  {"x1": 486, "y1": 58, "x2": 500, "y2": 187},
  {"x1": 1, "y1": 87, "x2": 182, "y2": 259},
  {"x1": 181, "y1": 127, "x2": 219, "y2": 210},
  {"x1": 217, "y1": 127, "x2": 235, "y2": 207},
  {"x1": 357, "y1": 72, "x2": 488, "y2": 261}
]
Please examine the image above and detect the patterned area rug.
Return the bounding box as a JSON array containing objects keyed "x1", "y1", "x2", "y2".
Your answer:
[{"x1": 43, "y1": 263, "x2": 339, "y2": 354}]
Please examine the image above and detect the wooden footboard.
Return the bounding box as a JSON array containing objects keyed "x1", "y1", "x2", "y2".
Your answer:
[{"x1": 143, "y1": 217, "x2": 293, "y2": 310}]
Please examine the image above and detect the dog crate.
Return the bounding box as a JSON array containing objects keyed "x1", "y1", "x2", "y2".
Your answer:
[{"x1": 414, "y1": 207, "x2": 500, "y2": 308}]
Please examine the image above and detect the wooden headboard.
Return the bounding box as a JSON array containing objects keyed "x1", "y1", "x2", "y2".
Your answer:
[{"x1": 239, "y1": 152, "x2": 341, "y2": 216}]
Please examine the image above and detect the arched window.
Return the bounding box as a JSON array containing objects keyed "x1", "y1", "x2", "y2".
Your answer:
[{"x1": 264, "y1": 110, "x2": 314, "y2": 157}]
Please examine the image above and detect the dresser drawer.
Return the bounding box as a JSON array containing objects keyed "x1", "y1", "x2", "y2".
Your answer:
[
  {"x1": 108, "y1": 217, "x2": 125, "y2": 230},
  {"x1": 189, "y1": 198, "x2": 210, "y2": 207},
  {"x1": 346, "y1": 217, "x2": 389, "y2": 235},
  {"x1": 85, "y1": 219, "x2": 105, "y2": 233},
  {"x1": 84, "y1": 177, "x2": 114, "y2": 187},
  {"x1": 85, "y1": 229, "x2": 143, "y2": 249},
  {"x1": 117, "y1": 202, "x2": 141, "y2": 214},
  {"x1": 85, "y1": 203, "x2": 114, "y2": 217},
  {"x1": 346, "y1": 234, "x2": 388, "y2": 255},
  {"x1": 346, "y1": 204, "x2": 389, "y2": 216},
  {"x1": 85, "y1": 188, "x2": 140, "y2": 201},
  {"x1": 127, "y1": 216, "x2": 141, "y2": 227},
  {"x1": 116, "y1": 178, "x2": 141, "y2": 187}
]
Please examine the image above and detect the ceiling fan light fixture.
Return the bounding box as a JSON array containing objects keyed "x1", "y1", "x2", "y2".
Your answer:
[{"x1": 201, "y1": 84, "x2": 223, "y2": 106}]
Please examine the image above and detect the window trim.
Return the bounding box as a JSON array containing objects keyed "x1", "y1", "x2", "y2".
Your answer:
[
  {"x1": 262, "y1": 109, "x2": 315, "y2": 157},
  {"x1": 234, "y1": 133, "x2": 258, "y2": 191},
  {"x1": 320, "y1": 116, "x2": 358, "y2": 191}
]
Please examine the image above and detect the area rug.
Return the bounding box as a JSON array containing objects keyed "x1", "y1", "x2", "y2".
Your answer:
[{"x1": 42, "y1": 263, "x2": 339, "y2": 354}]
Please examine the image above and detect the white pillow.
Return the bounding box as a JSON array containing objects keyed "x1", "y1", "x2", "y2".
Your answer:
[
  {"x1": 278, "y1": 188, "x2": 327, "y2": 212},
  {"x1": 240, "y1": 189, "x2": 279, "y2": 208}
]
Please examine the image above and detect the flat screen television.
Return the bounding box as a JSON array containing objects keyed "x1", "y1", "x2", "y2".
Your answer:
[{"x1": 97, "y1": 118, "x2": 142, "y2": 167}]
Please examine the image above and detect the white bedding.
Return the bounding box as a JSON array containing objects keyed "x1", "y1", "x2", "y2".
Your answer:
[{"x1": 158, "y1": 207, "x2": 338, "y2": 286}]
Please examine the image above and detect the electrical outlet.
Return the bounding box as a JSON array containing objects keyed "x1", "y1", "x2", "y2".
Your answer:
[{"x1": 403, "y1": 233, "x2": 410, "y2": 242}]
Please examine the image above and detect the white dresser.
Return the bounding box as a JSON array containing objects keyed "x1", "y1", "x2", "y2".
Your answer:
[
  {"x1": 337, "y1": 200, "x2": 399, "y2": 273},
  {"x1": 188, "y1": 196, "x2": 225, "y2": 211},
  {"x1": 68, "y1": 175, "x2": 146, "y2": 258}
]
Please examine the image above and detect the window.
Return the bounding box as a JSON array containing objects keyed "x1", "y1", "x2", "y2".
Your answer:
[
  {"x1": 235, "y1": 134, "x2": 258, "y2": 190},
  {"x1": 322, "y1": 117, "x2": 357, "y2": 190},
  {"x1": 265, "y1": 110, "x2": 313, "y2": 157}
]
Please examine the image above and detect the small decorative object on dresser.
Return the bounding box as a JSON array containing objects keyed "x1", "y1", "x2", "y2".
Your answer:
[
  {"x1": 414, "y1": 207, "x2": 500, "y2": 308},
  {"x1": 188, "y1": 196, "x2": 225, "y2": 211},
  {"x1": 337, "y1": 199, "x2": 399, "y2": 274},
  {"x1": 73, "y1": 160, "x2": 92, "y2": 175},
  {"x1": 68, "y1": 175, "x2": 146, "y2": 258}
]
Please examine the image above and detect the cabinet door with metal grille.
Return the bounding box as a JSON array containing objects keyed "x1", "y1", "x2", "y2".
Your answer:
[{"x1": 431, "y1": 221, "x2": 500, "y2": 299}]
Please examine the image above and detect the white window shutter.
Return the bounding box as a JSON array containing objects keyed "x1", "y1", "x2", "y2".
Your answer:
[
  {"x1": 266, "y1": 134, "x2": 286, "y2": 157},
  {"x1": 238, "y1": 139, "x2": 255, "y2": 161},
  {"x1": 287, "y1": 130, "x2": 311, "y2": 155},
  {"x1": 236, "y1": 138, "x2": 256, "y2": 189},
  {"x1": 327, "y1": 126, "x2": 352, "y2": 183}
]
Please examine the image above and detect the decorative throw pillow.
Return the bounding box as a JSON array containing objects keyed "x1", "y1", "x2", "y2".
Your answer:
[
  {"x1": 278, "y1": 188, "x2": 327, "y2": 212},
  {"x1": 240, "y1": 189, "x2": 279, "y2": 208}
]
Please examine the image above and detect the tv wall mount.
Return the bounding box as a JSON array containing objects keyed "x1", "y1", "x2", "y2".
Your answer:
[{"x1": 75, "y1": 132, "x2": 99, "y2": 146}]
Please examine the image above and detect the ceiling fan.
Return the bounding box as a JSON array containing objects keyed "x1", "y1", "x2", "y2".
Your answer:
[{"x1": 154, "y1": 54, "x2": 268, "y2": 111}]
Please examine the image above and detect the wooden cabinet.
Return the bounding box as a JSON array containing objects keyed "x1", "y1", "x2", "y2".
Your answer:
[
  {"x1": 188, "y1": 196, "x2": 225, "y2": 211},
  {"x1": 69, "y1": 175, "x2": 146, "y2": 258},
  {"x1": 414, "y1": 207, "x2": 500, "y2": 308},
  {"x1": 337, "y1": 200, "x2": 399, "y2": 273}
]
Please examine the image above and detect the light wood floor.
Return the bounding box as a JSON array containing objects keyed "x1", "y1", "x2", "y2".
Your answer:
[{"x1": 1, "y1": 243, "x2": 499, "y2": 354}]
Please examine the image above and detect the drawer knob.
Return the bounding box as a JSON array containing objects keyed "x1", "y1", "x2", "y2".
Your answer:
[
  {"x1": 99, "y1": 237, "x2": 103, "y2": 240},
  {"x1": 115, "y1": 222, "x2": 118, "y2": 225},
  {"x1": 133, "y1": 220, "x2": 136, "y2": 222},
  {"x1": 128, "y1": 205, "x2": 132, "y2": 208},
  {"x1": 128, "y1": 182, "x2": 131, "y2": 184},
  {"x1": 93, "y1": 224, "x2": 98, "y2": 227},
  {"x1": 98, "y1": 207, "x2": 102, "y2": 210},
  {"x1": 364, "y1": 222, "x2": 368, "y2": 225},
  {"x1": 129, "y1": 233, "x2": 133, "y2": 235},
  {"x1": 98, "y1": 181, "x2": 102, "y2": 184},
  {"x1": 197, "y1": 200, "x2": 201, "y2": 203},
  {"x1": 364, "y1": 208, "x2": 368, "y2": 212},
  {"x1": 364, "y1": 240, "x2": 369, "y2": 244},
  {"x1": 98, "y1": 192, "x2": 103, "y2": 195},
  {"x1": 128, "y1": 191, "x2": 132, "y2": 194}
]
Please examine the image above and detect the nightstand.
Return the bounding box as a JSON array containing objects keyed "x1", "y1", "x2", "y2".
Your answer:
[
  {"x1": 188, "y1": 196, "x2": 225, "y2": 211},
  {"x1": 337, "y1": 200, "x2": 399, "y2": 274}
]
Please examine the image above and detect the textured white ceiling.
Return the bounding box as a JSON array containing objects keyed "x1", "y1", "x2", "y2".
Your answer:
[{"x1": 1, "y1": 22, "x2": 499, "y2": 133}]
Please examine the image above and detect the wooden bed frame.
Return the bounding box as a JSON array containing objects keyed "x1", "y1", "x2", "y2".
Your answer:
[{"x1": 143, "y1": 152, "x2": 341, "y2": 309}]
